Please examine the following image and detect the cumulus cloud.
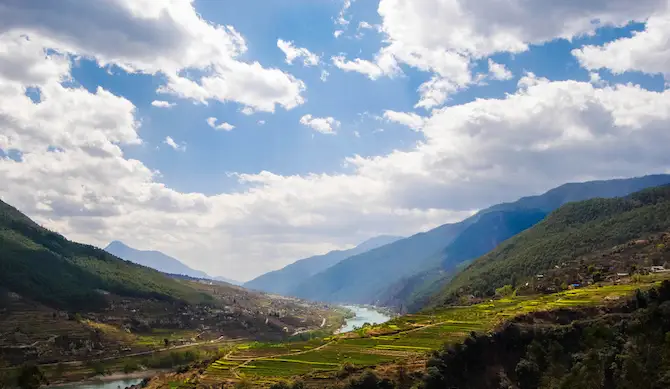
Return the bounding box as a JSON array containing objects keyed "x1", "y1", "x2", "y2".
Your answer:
[
  {"x1": 151, "y1": 100, "x2": 175, "y2": 108},
  {"x1": 277, "y1": 39, "x2": 320, "y2": 67},
  {"x1": 0, "y1": 0, "x2": 306, "y2": 113},
  {"x1": 4, "y1": 1, "x2": 670, "y2": 282},
  {"x1": 300, "y1": 115, "x2": 341, "y2": 135},
  {"x1": 383, "y1": 110, "x2": 426, "y2": 131},
  {"x1": 334, "y1": 0, "x2": 668, "y2": 107},
  {"x1": 206, "y1": 117, "x2": 235, "y2": 131},
  {"x1": 488, "y1": 59, "x2": 513, "y2": 81},
  {"x1": 573, "y1": 8, "x2": 670, "y2": 78},
  {"x1": 332, "y1": 55, "x2": 395, "y2": 80}
]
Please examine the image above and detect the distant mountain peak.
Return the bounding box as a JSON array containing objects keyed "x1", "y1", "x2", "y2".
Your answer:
[
  {"x1": 105, "y1": 240, "x2": 129, "y2": 250},
  {"x1": 104, "y1": 241, "x2": 241, "y2": 285}
]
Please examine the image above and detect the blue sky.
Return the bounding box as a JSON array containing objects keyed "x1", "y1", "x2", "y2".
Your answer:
[{"x1": 1, "y1": 0, "x2": 669, "y2": 280}]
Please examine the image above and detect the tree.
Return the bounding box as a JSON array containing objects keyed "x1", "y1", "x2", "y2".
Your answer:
[{"x1": 16, "y1": 364, "x2": 48, "y2": 389}]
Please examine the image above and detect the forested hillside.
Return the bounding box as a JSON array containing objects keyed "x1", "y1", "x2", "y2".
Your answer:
[
  {"x1": 417, "y1": 281, "x2": 670, "y2": 389},
  {"x1": 0, "y1": 200, "x2": 210, "y2": 311},
  {"x1": 378, "y1": 208, "x2": 548, "y2": 311},
  {"x1": 378, "y1": 174, "x2": 670, "y2": 311},
  {"x1": 434, "y1": 185, "x2": 670, "y2": 305}
]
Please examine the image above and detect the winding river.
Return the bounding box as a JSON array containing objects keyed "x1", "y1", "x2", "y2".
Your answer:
[
  {"x1": 52, "y1": 378, "x2": 144, "y2": 389},
  {"x1": 339, "y1": 305, "x2": 392, "y2": 333},
  {"x1": 60, "y1": 306, "x2": 390, "y2": 389}
]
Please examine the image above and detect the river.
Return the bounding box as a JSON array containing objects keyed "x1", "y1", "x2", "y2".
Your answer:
[
  {"x1": 339, "y1": 305, "x2": 391, "y2": 333},
  {"x1": 50, "y1": 377, "x2": 145, "y2": 389}
]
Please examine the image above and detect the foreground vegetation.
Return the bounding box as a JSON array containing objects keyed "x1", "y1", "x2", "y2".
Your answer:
[{"x1": 143, "y1": 277, "x2": 668, "y2": 388}]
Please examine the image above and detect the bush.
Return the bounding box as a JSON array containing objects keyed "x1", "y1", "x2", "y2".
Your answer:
[
  {"x1": 495, "y1": 285, "x2": 515, "y2": 297},
  {"x1": 122, "y1": 361, "x2": 139, "y2": 374}
]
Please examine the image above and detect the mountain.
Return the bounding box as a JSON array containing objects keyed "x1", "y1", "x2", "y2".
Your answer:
[
  {"x1": 104, "y1": 241, "x2": 240, "y2": 285},
  {"x1": 432, "y1": 184, "x2": 670, "y2": 306},
  {"x1": 0, "y1": 201, "x2": 209, "y2": 312},
  {"x1": 378, "y1": 208, "x2": 548, "y2": 311},
  {"x1": 292, "y1": 174, "x2": 670, "y2": 307},
  {"x1": 290, "y1": 223, "x2": 470, "y2": 303},
  {"x1": 214, "y1": 276, "x2": 242, "y2": 286},
  {"x1": 244, "y1": 235, "x2": 402, "y2": 295},
  {"x1": 379, "y1": 174, "x2": 670, "y2": 311}
]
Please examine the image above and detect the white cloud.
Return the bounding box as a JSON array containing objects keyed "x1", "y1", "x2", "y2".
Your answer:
[
  {"x1": 383, "y1": 110, "x2": 426, "y2": 131},
  {"x1": 258, "y1": 120, "x2": 266, "y2": 126},
  {"x1": 206, "y1": 117, "x2": 235, "y2": 131},
  {"x1": 4, "y1": 1, "x2": 670, "y2": 283},
  {"x1": 0, "y1": 0, "x2": 306, "y2": 113},
  {"x1": 358, "y1": 21, "x2": 380, "y2": 32},
  {"x1": 320, "y1": 69, "x2": 330, "y2": 82},
  {"x1": 240, "y1": 107, "x2": 255, "y2": 116},
  {"x1": 334, "y1": 0, "x2": 667, "y2": 107},
  {"x1": 336, "y1": 0, "x2": 354, "y2": 26},
  {"x1": 487, "y1": 59, "x2": 513, "y2": 81},
  {"x1": 151, "y1": 100, "x2": 175, "y2": 108},
  {"x1": 277, "y1": 39, "x2": 320, "y2": 67},
  {"x1": 573, "y1": 8, "x2": 670, "y2": 78},
  {"x1": 4, "y1": 38, "x2": 670, "y2": 281},
  {"x1": 332, "y1": 55, "x2": 396, "y2": 80},
  {"x1": 353, "y1": 130, "x2": 361, "y2": 138},
  {"x1": 164, "y1": 136, "x2": 185, "y2": 151},
  {"x1": 334, "y1": 30, "x2": 344, "y2": 38},
  {"x1": 300, "y1": 114, "x2": 341, "y2": 135}
]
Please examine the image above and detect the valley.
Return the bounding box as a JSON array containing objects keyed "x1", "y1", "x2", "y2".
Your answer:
[{"x1": 3, "y1": 180, "x2": 670, "y2": 389}]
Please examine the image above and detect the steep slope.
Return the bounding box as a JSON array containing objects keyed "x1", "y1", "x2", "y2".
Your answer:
[
  {"x1": 0, "y1": 201, "x2": 209, "y2": 312},
  {"x1": 105, "y1": 240, "x2": 209, "y2": 279},
  {"x1": 293, "y1": 174, "x2": 670, "y2": 307},
  {"x1": 378, "y1": 174, "x2": 670, "y2": 311},
  {"x1": 378, "y1": 208, "x2": 548, "y2": 311},
  {"x1": 244, "y1": 235, "x2": 402, "y2": 295},
  {"x1": 433, "y1": 185, "x2": 670, "y2": 305},
  {"x1": 291, "y1": 223, "x2": 470, "y2": 303}
]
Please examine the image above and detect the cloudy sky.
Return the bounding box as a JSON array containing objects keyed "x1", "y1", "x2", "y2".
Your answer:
[{"x1": 1, "y1": 0, "x2": 670, "y2": 282}]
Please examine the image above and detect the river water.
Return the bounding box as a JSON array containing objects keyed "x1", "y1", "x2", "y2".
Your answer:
[
  {"x1": 51, "y1": 378, "x2": 143, "y2": 389},
  {"x1": 339, "y1": 305, "x2": 391, "y2": 333},
  {"x1": 58, "y1": 307, "x2": 389, "y2": 388}
]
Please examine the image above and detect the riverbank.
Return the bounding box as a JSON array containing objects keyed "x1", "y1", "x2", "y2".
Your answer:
[
  {"x1": 45, "y1": 369, "x2": 166, "y2": 389},
  {"x1": 338, "y1": 305, "x2": 392, "y2": 333}
]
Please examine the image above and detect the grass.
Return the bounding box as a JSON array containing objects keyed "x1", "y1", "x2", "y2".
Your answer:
[{"x1": 204, "y1": 278, "x2": 669, "y2": 384}]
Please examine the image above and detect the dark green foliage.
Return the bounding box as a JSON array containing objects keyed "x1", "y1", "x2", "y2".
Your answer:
[
  {"x1": 417, "y1": 281, "x2": 670, "y2": 389},
  {"x1": 344, "y1": 370, "x2": 395, "y2": 389},
  {"x1": 436, "y1": 185, "x2": 670, "y2": 303},
  {"x1": 16, "y1": 364, "x2": 48, "y2": 389},
  {"x1": 0, "y1": 200, "x2": 212, "y2": 311},
  {"x1": 269, "y1": 380, "x2": 307, "y2": 389}
]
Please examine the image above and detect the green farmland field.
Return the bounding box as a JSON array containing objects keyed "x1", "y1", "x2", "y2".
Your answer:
[{"x1": 200, "y1": 280, "x2": 664, "y2": 384}]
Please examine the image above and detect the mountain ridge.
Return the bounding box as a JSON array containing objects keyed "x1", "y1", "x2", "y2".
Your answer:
[
  {"x1": 104, "y1": 240, "x2": 240, "y2": 285},
  {"x1": 290, "y1": 174, "x2": 670, "y2": 307},
  {"x1": 244, "y1": 235, "x2": 402, "y2": 295}
]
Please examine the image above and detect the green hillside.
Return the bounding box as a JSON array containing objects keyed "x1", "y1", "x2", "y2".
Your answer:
[
  {"x1": 0, "y1": 200, "x2": 211, "y2": 311},
  {"x1": 433, "y1": 185, "x2": 670, "y2": 306},
  {"x1": 290, "y1": 175, "x2": 670, "y2": 308},
  {"x1": 377, "y1": 209, "x2": 547, "y2": 311}
]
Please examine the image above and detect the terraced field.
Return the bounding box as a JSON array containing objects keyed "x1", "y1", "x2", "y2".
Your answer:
[{"x1": 195, "y1": 281, "x2": 660, "y2": 386}]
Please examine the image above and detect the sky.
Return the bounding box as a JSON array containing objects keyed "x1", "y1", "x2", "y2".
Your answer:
[{"x1": 1, "y1": 0, "x2": 670, "y2": 282}]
